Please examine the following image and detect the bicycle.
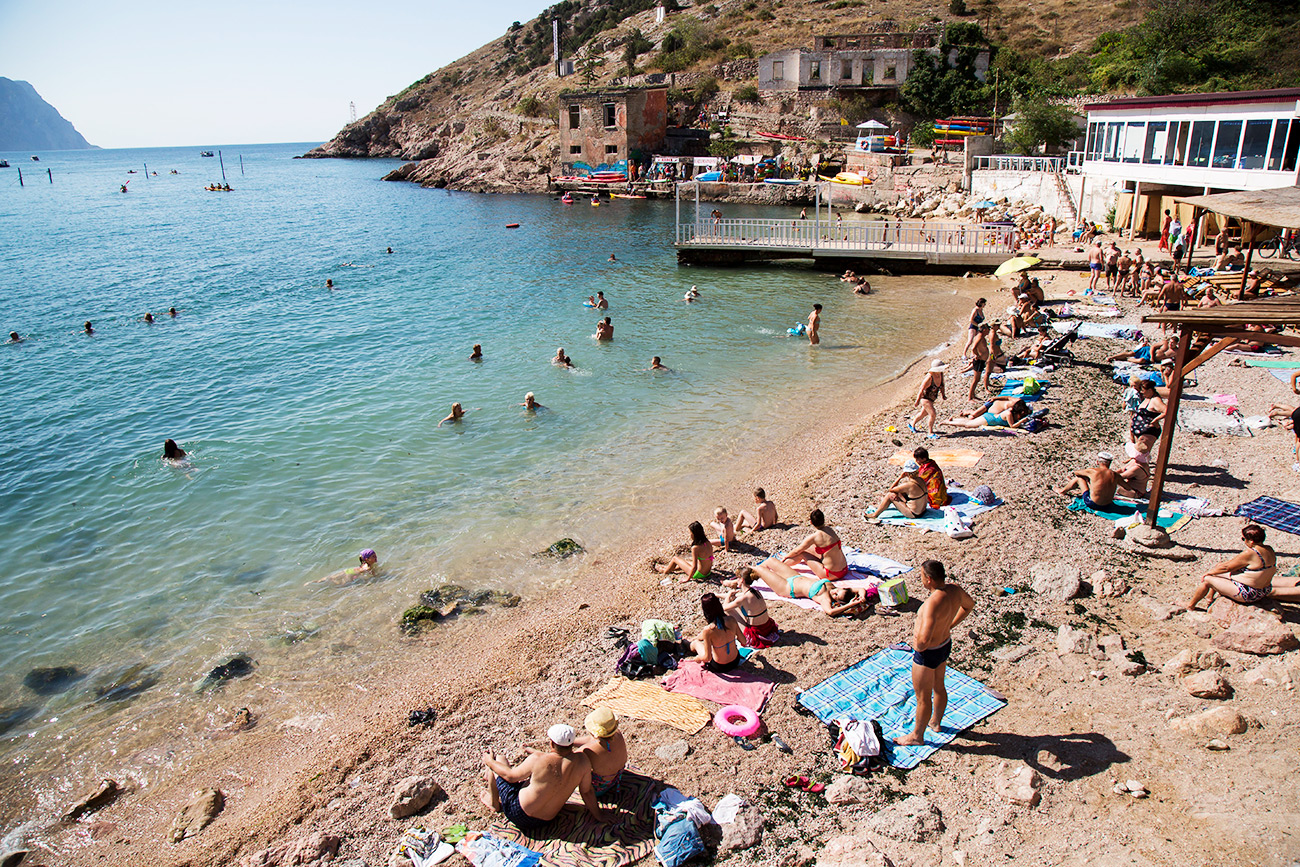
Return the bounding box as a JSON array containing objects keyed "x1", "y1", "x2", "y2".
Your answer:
[{"x1": 1257, "y1": 231, "x2": 1299, "y2": 260}]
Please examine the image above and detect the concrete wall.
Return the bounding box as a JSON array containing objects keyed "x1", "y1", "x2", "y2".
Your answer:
[{"x1": 970, "y1": 169, "x2": 1125, "y2": 225}]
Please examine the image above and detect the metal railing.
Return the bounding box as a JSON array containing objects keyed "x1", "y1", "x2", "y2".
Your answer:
[
  {"x1": 676, "y1": 217, "x2": 1017, "y2": 256},
  {"x1": 971, "y1": 155, "x2": 1065, "y2": 173}
]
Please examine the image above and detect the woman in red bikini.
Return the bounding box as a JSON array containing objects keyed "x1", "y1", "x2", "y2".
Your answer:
[{"x1": 782, "y1": 509, "x2": 850, "y2": 582}]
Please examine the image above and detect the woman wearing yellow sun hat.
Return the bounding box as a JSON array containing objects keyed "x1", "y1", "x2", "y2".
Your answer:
[{"x1": 575, "y1": 707, "x2": 627, "y2": 797}]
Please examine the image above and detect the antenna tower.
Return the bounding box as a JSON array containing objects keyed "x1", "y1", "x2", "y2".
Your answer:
[{"x1": 350, "y1": 101, "x2": 357, "y2": 123}]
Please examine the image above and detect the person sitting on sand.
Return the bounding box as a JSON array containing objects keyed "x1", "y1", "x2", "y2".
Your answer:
[
  {"x1": 1116, "y1": 426, "x2": 1159, "y2": 498},
  {"x1": 574, "y1": 707, "x2": 626, "y2": 799},
  {"x1": 595, "y1": 317, "x2": 613, "y2": 341},
  {"x1": 942, "y1": 399, "x2": 1031, "y2": 430},
  {"x1": 1186, "y1": 524, "x2": 1276, "y2": 609},
  {"x1": 913, "y1": 446, "x2": 950, "y2": 508},
  {"x1": 470, "y1": 344, "x2": 483, "y2": 361},
  {"x1": 710, "y1": 507, "x2": 736, "y2": 551},
  {"x1": 742, "y1": 560, "x2": 867, "y2": 617},
  {"x1": 438, "y1": 402, "x2": 466, "y2": 427},
  {"x1": 910, "y1": 360, "x2": 946, "y2": 438},
  {"x1": 723, "y1": 569, "x2": 779, "y2": 648},
  {"x1": 783, "y1": 509, "x2": 850, "y2": 581},
  {"x1": 735, "y1": 487, "x2": 778, "y2": 533},
  {"x1": 1027, "y1": 325, "x2": 1052, "y2": 365},
  {"x1": 482, "y1": 724, "x2": 606, "y2": 831},
  {"x1": 309, "y1": 548, "x2": 379, "y2": 585},
  {"x1": 521, "y1": 392, "x2": 543, "y2": 411},
  {"x1": 654, "y1": 521, "x2": 713, "y2": 581},
  {"x1": 867, "y1": 459, "x2": 930, "y2": 521},
  {"x1": 895, "y1": 560, "x2": 975, "y2": 746},
  {"x1": 553, "y1": 347, "x2": 574, "y2": 368},
  {"x1": 162, "y1": 438, "x2": 187, "y2": 461},
  {"x1": 1054, "y1": 452, "x2": 1119, "y2": 508},
  {"x1": 686, "y1": 592, "x2": 746, "y2": 673}
]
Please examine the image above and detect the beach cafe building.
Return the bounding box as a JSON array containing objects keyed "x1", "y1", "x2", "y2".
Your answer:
[{"x1": 1078, "y1": 88, "x2": 1300, "y2": 238}]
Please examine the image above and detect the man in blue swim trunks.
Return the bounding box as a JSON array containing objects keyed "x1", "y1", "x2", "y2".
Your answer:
[
  {"x1": 481, "y1": 724, "x2": 608, "y2": 830},
  {"x1": 896, "y1": 560, "x2": 975, "y2": 746},
  {"x1": 1053, "y1": 452, "x2": 1118, "y2": 509}
]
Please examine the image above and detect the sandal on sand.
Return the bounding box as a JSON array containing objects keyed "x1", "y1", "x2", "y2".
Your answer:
[
  {"x1": 733, "y1": 735, "x2": 756, "y2": 751},
  {"x1": 783, "y1": 775, "x2": 802, "y2": 788},
  {"x1": 805, "y1": 782, "x2": 825, "y2": 794},
  {"x1": 770, "y1": 734, "x2": 793, "y2": 754}
]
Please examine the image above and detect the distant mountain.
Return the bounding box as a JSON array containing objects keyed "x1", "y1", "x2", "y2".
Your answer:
[{"x1": 0, "y1": 78, "x2": 95, "y2": 151}]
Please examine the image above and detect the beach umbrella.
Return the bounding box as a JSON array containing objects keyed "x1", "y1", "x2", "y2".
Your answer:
[
  {"x1": 856, "y1": 120, "x2": 888, "y2": 129},
  {"x1": 973, "y1": 200, "x2": 997, "y2": 209},
  {"x1": 994, "y1": 255, "x2": 1041, "y2": 277}
]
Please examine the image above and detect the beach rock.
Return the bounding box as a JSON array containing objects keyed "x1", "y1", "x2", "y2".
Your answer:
[
  {"x1": 0, "y1": 850, "x2": 28, "y2": 867},
  {"x1": 1096, "y1": 573, "x2": 1129, "y2": 598},
  {"x1": 1160, "y1": 648, "x2": 1225, "y2": 677},
  {"x1": 1056, "y1": 625, "x2": 1095, "y2": 655},
  {"x1": 64, "y1": 778, "x2": 124, "y2": 822},
  {"x1": 816, "y1": 836, "x2": 894, "y2": 867},
  {"x1": 994, "y1": 762, "x2": 1041, "y2": 807},
  {"x1": 168, "y1": 788, "x2": 224, "y2": 842},
  {"x1": 400, "y1": 605, "x2": 444, "y2": 634},
  {"x1": 826, "y1": 775, "x2": 873, "y2": 805},
  {"x1": 95, "y1": 662, "x2": 160, "y2": 703},
  {"x1": 1137, "y1": 597, "x2": 1181, "y2": 622},
  {"x1": 1110, "y1": 653, "x2": 1145, "y2": 676},
  {"x1": 0, "y1": 706, "x2": 38, "y2": 735},
  {"x1": 718, "y1": 802, "x2": 764, "y2": 852},
  {"x1": 992, "y1": 645, "x2": 1033, "y2": 663},
  {"x1": 1098, "y1": 634, "x2": 1125, "y2": 655},
  {"x1": 419, "y1": 585, "x2": 469, "y2": 609},
  {"x1": 23, "y1": 666, "x2": 82, "y2": 695},
  {"x1": 1181, "y1": 670, "x2": 1233, "y2": 699},
  {"x1": 195, "y1": 654, "x2": 256, "y2": 692},
  {"x1": 1213, "y1": 619, "x2": 1299, "y2": 655},
  {"x1": 1129, "y1": 525, "x2": 1172, "y2": 548},
  {"x1": 1241, "y1": 661, "x2": 1296, "y2": 688},
  {"x1": 655, "y1": 739, "x2": 691, "y2": 761},
  {"x1": 1206, "y1": 738, "x2": 1230, "y2": 751},
  {"x1": 537, "y1": 538, "x2": 584, "y2": 559},
  {"x1": 241, "y1": 832, "x2": 342, "y2": 867},
  {"x1": 389, "y1": 775, "x2": 443, "y2": 819},
  {"x1": 1030, "y1": 563, "x2": 1081, "y2": 601},
  {"x1": 1169, "y1": 706, "x2": 1248, "y2": 738},
  {"x1": 1208, "y1": 596, "x2": 1280, "y2": 629},
  {"x1": 865, "y1": 796, "x2": 944, "y2": 842}
]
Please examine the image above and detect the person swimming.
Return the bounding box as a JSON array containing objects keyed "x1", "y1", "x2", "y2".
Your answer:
[
  {"x1": 438, "y1": 402, "x2": 466, "y2": 427},
  {"x1": 8, "y1": 332, "x2": 21, "y2": 343},
  {"x1": 470, "y1": 344, "x2": 483, "y2": 361},
  {"x1": 169, "y1": 307, "x2": 178, "y2": 317},
  {"x1": 144, "y1": 312, "x2": 154, "y2": 324},
  {"x1": 83, "y1": 321, "x2": 94, "y2": 335},
  {"x1": 648, "y1": 356, "x2": 668, "y2": 371},
  {"x1": 326, "y1": 279, "x2": 334, "y2": 290},
  {"x1": 553, "y1": 348, "x2": 574, "y2": 368},
  {"x1": 163, "y1": 439, "x2": 187, "y2": 461},
  {"x1": 521, "y1": 392, "x2": 543, "y2": 411},
  {"x1": 308, "y1": 548, "x2": 380, "y2": 585}
]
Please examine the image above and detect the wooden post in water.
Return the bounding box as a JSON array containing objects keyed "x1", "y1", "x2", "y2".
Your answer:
[
  {"x1": 219, "y1": 150, "x2": 227, "y2": 182},
  {"x1": 239, "y1": 154, "x2": 244, "y2": 176},
  {"x1": 17, "y1": 167, "x2": 23, "y2": 186},
  {"x1": 47, "y1": 168, "x2": 52, "y2": 183}
]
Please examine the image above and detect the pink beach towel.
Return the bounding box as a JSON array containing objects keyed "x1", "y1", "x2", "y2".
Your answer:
[{"x1": 661, "y1": 661, "x2": 775, "y2": 712}]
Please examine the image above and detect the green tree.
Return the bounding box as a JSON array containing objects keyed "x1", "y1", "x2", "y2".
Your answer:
[
  {"x1": 576, "y1": 46, "x2": 606, "y2": 84},
  {"x1": 1004, "y1": 98, "x2": 1082, "y2": 154}
]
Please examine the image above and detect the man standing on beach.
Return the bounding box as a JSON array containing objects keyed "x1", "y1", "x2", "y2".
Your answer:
[
  {"x1": 807, "y1": 304, "x2": 822, "y2": 345},
  {"x1": 896, "y1": 560, "x2": 974, "y2": 746},
  {"x1": 481, "y1": 724, "x2": 607, "y2": 830},
  {"x1": 1087, "y1": 242, "x2": 1103, "y2": 294}
]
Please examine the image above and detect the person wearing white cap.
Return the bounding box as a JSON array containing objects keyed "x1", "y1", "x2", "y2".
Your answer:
[
  {"x1": 1053, "y1": 451, "x2": 1119, "y2": 508},
  {"x1": 909, "y1": 359, "x2": 947, "y2": 439},
  {"x1": 574, "y1": 707, "x2": 627, "y2": 797},
  {"x1": 866, "y1": 458, "x2": 931, "y2": 521},
  {"x1": 481, "y1": 723, "x2": 607, "y2": 830}
]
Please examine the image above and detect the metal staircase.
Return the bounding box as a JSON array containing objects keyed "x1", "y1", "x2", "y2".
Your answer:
[{"x1": 1053, "y1": 170, "x2": 1079, "y2": 226}]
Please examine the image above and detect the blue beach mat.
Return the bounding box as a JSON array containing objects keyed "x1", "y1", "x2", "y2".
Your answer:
[
  {"x1": 1067, "y1": 497, "x2": 1190, "y2": 531},
  {"x1": 798, "y1": 645, "x2": 1006, "y2": 769},
  {"x1": 998, "y1": 384, "x2": 1047, "y2": 401},
  {"x1": 1267, "y1": 369, "x2": 1300, "y2": 386},
  {"x1": 1237, "y1": 496, "x2": 1300, "y2": 536},
  {"x1": 874, "y1": 490, "x2": 1000, "y2": 530}
]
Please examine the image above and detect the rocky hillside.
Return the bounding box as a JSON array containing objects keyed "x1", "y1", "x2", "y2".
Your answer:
[
  {"x1": 302, "y1": 0, "x2": 1145, "y2": 192},
  {"x1": 0, "y1": 77, "x2": 95, "y2": 151}
]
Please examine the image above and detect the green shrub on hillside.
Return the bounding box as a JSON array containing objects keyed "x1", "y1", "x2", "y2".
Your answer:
[
  {"x1": 909, "y1": 122, "x2": 936, "y2": 147},
  {"x1": 735, "y1": 84, "x2": 760, "y2": 103},
  {"x1": 1004, "y1": 98, "x2": 1082, "y2": 154}
]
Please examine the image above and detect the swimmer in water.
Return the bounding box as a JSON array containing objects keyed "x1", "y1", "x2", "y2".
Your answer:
[
  {"x1": 553, "y1": 348, "x2": 574, "y2": 368},
  {"x1": 608, "y1": 254, "x2": 617, "y2": 262},
  {"x1": 83, "y1": 321, "x2": 94, "y2": 335},
  {"x1": 594, "y1": 291, "x2": 608, "y2": 310},
  {"x1": 169, "y1": 307, "x2": 178, "y2": 317},
  {"x1": 470, "y1": 344, "x2": 483, "y2": 361},
  {"x1": 163, "y1": 439, "x2": 187, "y2": 461},
  {"x1": 309, "y1": 548, "x2": 379, "y2": 585},
  {"x1": 595, "y1": 317, "x2": 613, "y2": 341},
  {"x1": 144, "y1": 312, "x2": 154, "y2": 323},
  {"x1": 387, "y1": 247, "x2": 394, "y2": 254},
  {"x1": 438, "y1": 402, "x2": 466, "y2": 427},
  {"x1": 326, "y1": 279, "x2": 334, "y2": 290},
  {"x1": 649, "y1": 356, "x2": 668, "y2": 371},
  {"x1": 689, "y1": 285, "x2": 701, "y2": 298},
  {"x1": 8, "y1": 332, "x2": 21, "y2": 343},
  {"x1": 521, "y1": 392, "x2": 543, "y2": 411}
]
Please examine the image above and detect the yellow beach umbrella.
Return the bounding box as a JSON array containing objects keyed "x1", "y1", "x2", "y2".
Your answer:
[{"x1": 994, "y1": 255, "x2": 1041, "y2": 278}]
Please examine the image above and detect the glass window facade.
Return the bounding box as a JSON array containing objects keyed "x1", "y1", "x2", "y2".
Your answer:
[
  {"x1": 1081, "y1": 110, "x2": 1299, "y2": 174},
  {"x1": 1211, "y1": 120, "x2": 1242, "y2": 168},
  {"x1": 1239, "y1": 119, "x2": 1272, "y2": 170},
  {"x1": 1143, "y1": 122, "x2": 1167, "y2": 163},
  {"x1": 1122, "y1": 122, "x2": 1144, "y2": 162},
  {"x1": 1187, "y1": 121, "x2": 1215, "y2": 167}
]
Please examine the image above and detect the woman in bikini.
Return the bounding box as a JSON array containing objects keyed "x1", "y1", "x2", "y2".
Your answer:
[
  {"x1": 942, "y1": 399, "x2": 1031, "y2": 430},
  {"x1": 654, "y1": 521, "x2": 713, "y2": 581},
  {"x1": 910, "y1": 360, "x2": 946, "y2": 438},
  {"x1": 1186, "y1": 524, "x2": 1276, "y2": 609},
  {"x1": 687, "y1": 593, "x2": 745, "y2": 673},
  {"x1": 961, "y1": 298, "x2": 986, "y2": 357},
  {"x1": 722, "y1": 568, "x2": 779, "y2": 648},
  {"x1": 783, "y1": 509, "x2": 850, "y2": 582},
  {"x1": 866, "y1": 460, "x2": 930, "y2": 521},
  {"x1": 744, "y1": 560, "x2": 867, "y2": 618}
]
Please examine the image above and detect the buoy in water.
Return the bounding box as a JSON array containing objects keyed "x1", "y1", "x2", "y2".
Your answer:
[{"x1": 505, "y1": 223, "x2": 520, "y2": 229}]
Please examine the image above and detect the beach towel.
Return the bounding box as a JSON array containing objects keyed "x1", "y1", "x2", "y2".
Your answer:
[
  {"x1": 873, "y1": 490, "x2": 1000, "y2": 531},
  {"x1": 1211, "y1": 394, "x2": 1240, "y2": 407},
  {"x1": 1050, "y1": 321, "x2": 1138, "y2": 339},
  {"x1": 488, "y1": 772, "x2": 661, "y2": 867},
  {"x1": 752, "y1": 551, "x2": 910, "y2": 610},
  {"x1": 457, "y1": 833, "x2": 541, "y2": 867},
  {"x1": 1225, "y1": 347, "x2": 1284, "y2": 357},
  {"x1": 998, "y1": 384, "x2": 1047, "y2": 401},
  {"x1": 1236, "y1": 496, "x2": 1300, "y2": 536},
  {"x1": 582, "y1": 678, "x2": 711, "y2": 735},
  {"x1": 1067, "y1": 497, "x2": 1188, "y2": 531},
  {"x1": 842, "y1": 549, "x2": 911, "y2": 578},
  {"x1": 660, "y1": 661, "x2": 775, "y2": 712},
  {"x1": 888, "y1": 448, "x2": 983, "y2": 468},
  {"x1": 1267, "y1": 369, "x2": 1300, "y2": 386},
  {"x1": 1178, "y1": 406, "x2": 1249, "y2": 436},
  {"x1": 797, "y1": 645, "x2": 1005, "y2": 769},
  {"x1": 1246, "y1": 358, "x2": 1300, "y2": 369}
]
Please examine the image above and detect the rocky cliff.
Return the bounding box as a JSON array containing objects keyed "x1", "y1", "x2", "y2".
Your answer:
[{"x1": 0, "y1": 78, "x2": 95, "y2": 151}]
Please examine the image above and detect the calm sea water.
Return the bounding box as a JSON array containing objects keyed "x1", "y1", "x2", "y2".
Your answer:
[{"x1": 0, "y1": 143, "x2": 967, "y2": 811}]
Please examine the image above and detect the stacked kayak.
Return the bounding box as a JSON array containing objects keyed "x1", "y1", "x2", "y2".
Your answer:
[{"x1": 934, "y1": 117, "x2": 992, "y2": 136}]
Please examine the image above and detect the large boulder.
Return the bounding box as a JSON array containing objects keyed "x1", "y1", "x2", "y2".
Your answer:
[
  {"x1": 169, "y1": 788, "x2": 224, "y2": 843},
  {"x1": 1160, "y1": 648, "x2": 1226, "y2": 677},
  {"x1": 1056, "y1": 625, "x2": 1096, "y2": 655},
  {"x1": 826, "y1": 775, "x2": 873, "y2": 805},
  {"x1": 389, "y1": 776, "x2": 443, "y2": 819},
  {"x1": 864, "y1": 796, "x2": 943, "y2": 842},
  {"x1": 1208, "y1": 597, "x2": 1280, "y2": 629},
  {"x1": 1181, "y1": 670, "x2": 1233, "y2": 700},
  {"x1": 1213, "y1": 619, "x2": 1299, "y2": 655},
  {"x1": 1030, "y1": 563, "x2": 1082, "y2": 601},
  {"x1": 718, "y1": 802, "x2": 764, "y2": 853},
  {"x1": 242, "y1": 833, "x2": 342, "y2": 867},
  {"x1": 1169, "y1": 707, "x2": 1248, "y2": 738}
]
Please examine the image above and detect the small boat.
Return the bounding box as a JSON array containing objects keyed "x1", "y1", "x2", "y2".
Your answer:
[
  {"x1": 610, "y1": 193, "x2": 646, "y2": 199},
  {"x1": 505, "y1": 223, "x2": 521, "y2": 229},
  {"x1": 30, "y1": 155, "x2": 40, "y2": 161},
  {"x1": 0, "y1": 160, "x2": 9, "y2": 168},
  {"x1": 832, "y1": 171, "x2": 868, "y2": 186},
  {"x1": 204, "y1": 185, "x2": 233, "y2": 192},
  {"x1": 763, "y1": 178, "x2": 801, "y2": 186},
  {"x1": 694, "y1": 171, "x2": 722, "y2": 182},
  {"x1": 561, "y1": 194, "x2": 574, "y2": 204},
  {"x1": 200, "y1": 151, "x2": 215, "y2": 157}
]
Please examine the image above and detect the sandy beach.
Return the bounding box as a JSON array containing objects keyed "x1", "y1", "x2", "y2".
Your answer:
[{"x1": 33, "y1": 264, "x2": 1300, "y2": 867}]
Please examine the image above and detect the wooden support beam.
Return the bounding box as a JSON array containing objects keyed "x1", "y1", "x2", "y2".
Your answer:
[
  {"x1": 1180, "y1": 336, "x2": 1235, "y2": 377},
  {"x1": 1147, "y1": 325, "x2": 1194, "y2": 529},
  {"x1": 1239, "y1": 220, "x2": 1255, "y2": 300}
]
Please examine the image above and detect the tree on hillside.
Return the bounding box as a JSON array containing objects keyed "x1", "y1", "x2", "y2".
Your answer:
[
  {"x1": 900, "y1": 23, "x2": 991, "y2": 119},
  {"x1": 622, "y1": 28, "x2": 654, "y2": 77},
  {"x1": 1004, "y1": 98, "x2": 1082, "y2": 154},
  {"x1": 576, "y1": 46, "x2": 606, "y2": 84}
]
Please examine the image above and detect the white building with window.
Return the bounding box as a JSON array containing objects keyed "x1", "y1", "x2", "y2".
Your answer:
[{"x1": 1078, "y1": 88, "x2": 1300, "y2": 233}]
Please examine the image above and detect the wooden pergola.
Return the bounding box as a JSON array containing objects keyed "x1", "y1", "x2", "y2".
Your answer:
[
  {"x1": 1174, "y1": 187, "x2": 1300, "y2": 299},
  {"x1": 1142, "y1": 296, "x2": 1300, "y2": 528}
]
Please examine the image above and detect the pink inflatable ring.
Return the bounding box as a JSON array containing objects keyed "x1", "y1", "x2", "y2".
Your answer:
[{"x1": 714, "y1": 704, "x2": 760, "y2": 738}]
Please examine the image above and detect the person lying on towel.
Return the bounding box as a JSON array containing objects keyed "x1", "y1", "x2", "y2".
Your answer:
[{"x1": 740, "y1": 560, "x2": 868, "y2": 617}]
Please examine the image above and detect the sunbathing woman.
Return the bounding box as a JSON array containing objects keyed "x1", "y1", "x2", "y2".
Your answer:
[
  {"x1": 956, "y1": 395, "x2": 1021, "y2": 420},
  {"x1": 723, "y1": 570, "x2": 779, "y2": 648},
  {"x1": 942, "y1": 399, "x2": 1030, "y2": 430},
  {"x1": 742, "y1": 560, "x2": 867, "y2": 618},
  {"x1": 687, "y1": 593, "x2": 746, "y2": 673},
  {"x1": 866, "y1": 459, "x2": 929, "y2": 521},
  {"x1": 654, "y1": 521, "x2": 713, "y2": 582},
  {"x1": 782, "y1": 508, "x2": 850, "y2": 581},
  {"x1": 1185, "y1": 524, "x2": 1276, "y2": 609}
]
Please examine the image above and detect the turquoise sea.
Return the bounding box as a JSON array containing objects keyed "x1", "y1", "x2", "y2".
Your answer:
[{"x1": 0, "y1": 142, "x2": 968, "y2": 814}]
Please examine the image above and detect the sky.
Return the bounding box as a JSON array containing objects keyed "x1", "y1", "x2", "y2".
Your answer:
[{"x1": 0, "y1": 0, "x2": 549, "y2": 148}]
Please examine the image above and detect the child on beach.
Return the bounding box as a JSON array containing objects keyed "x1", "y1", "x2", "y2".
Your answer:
[
  {"x1": 910, "y1": 360, "x2": 946, "y2": 439},
  {"x1": 735, "y1": 487, "x2": 778, "y2": 533},
  {"x1": 309, "y1": 549, "x2": 379, "y2": 585},
  {"x1": 710, "y1": 507, "x2": 736, "y2": 551}
]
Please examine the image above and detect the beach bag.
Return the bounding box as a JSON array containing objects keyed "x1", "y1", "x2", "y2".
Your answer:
[
  {"x1": 654, "y1": 815, "x2": 705, "y2": 867},
  {"x1": 878, "y1": 578, "x2": 908, "y2": 607}
]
